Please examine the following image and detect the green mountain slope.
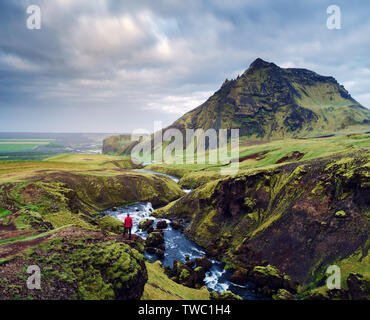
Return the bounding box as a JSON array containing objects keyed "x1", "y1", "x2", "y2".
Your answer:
[
  {"x1": 171, "y1": 58, "x2": 370, "y2": 139},
  {"x1": 103, "y1": 58, "x2": 370, "y2": 155}
]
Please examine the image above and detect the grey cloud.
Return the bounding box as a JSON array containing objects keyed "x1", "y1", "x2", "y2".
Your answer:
[{"x1": 0, "y1": 0, "x2": 369, "y2": 132}]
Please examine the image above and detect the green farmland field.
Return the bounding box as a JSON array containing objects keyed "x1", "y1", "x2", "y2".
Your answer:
[{"x1": 0, "y1": 139, "x2": 53, "y2": 152}]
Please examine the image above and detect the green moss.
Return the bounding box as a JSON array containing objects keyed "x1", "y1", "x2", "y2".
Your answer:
[
  {"x1": 179, "y1": 269, "x2": 191, "y2": 282},
  {"x1": 95, "y1": 216, "x2": 123, "y2": 234},
  {"x1": 0, "y1": 208, "x2": 12, "y2": 218},
  {"x1": 335, "y1": 210, "x2": 347, "y2": 218},
  {"x1": 25, "y1": 239, "x2": 146, "y2": 300},
  {"x1": 142, "y1": 261, "x2": 210, "y2": 300},
  {"x1": 244, "y1": 197, "x2": 256, "y2": 209}
]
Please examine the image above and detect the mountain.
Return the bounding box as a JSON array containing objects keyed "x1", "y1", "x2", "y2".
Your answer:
[
  {"x1": 170, "y1": 58, "x2": 370, "y2": 139},
  {"x1": 102, "y1": 134, "x2": 134, "y2": 155},
  {"x1": 103, "y1": 58, "x2": 370, "y2": 154}
]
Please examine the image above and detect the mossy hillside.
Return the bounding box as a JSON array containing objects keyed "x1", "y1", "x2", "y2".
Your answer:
[
  {"x1": 141, "y1": 134, "x2": 370, "y2": 189},
  {"x1": 95, "y1": 216, "x2": 123, "y2": 235},
  {"x1": 102, "y1": 134, "x2": 134, "y2": 155},
  {"x1": 31, "y1": 171, "x2": 184, "y2": 211},
  {"x1": 0, "y1": 168, "x2": 184, "y2": 245},
  {"x1": 0, "y1": 153, "x2": 147, "y2": 185},
  {"x1": 154, "y1": 152, "x2": 370, "y2": 286},
  {"x1": 0, "y1": 237, "x2": 147, "y2": 300},
  {"x1": 142, "y1": 261, "x2": 210, "y2": 300}
]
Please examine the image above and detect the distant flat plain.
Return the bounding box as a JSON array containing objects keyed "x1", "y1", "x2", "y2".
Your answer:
[{"x1": 0, "y1": 139, "x2": 53, "y2": 152}]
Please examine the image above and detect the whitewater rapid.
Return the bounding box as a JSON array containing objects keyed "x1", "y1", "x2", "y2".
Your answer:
[{"x1": 102, "y1": 170, "x2": 266, "y2": 299}]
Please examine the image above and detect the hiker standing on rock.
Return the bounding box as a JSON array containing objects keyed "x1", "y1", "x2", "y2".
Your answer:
[{"x1": 123, "y1": 213, "x2": 133, "y2": 240}]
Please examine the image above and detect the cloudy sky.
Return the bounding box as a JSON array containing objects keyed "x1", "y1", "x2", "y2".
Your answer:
[{"x1": 0, "y1": 0, "x2": 369, "y2": 133}]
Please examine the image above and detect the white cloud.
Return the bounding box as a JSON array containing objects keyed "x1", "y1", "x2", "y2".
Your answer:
[
  {"x1": 146, "y1": 91, "x2": 212, "y2": 115},
  {"x1": 0, "y1": 54, "x2": 40, "y2": 71}
]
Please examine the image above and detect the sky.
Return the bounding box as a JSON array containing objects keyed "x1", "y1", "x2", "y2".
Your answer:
[{"x1": 0, "y1": 0, "x2": 369, "y2": 133}]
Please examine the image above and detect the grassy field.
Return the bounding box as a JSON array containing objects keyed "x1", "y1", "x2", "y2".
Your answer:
[
  {"x1": 145, "y1": 133, "x2": 370, "y2": 188},
  {"x1": 0, "y1": 133, "x2": 368, "y2": 185},
  {"x1": 0, "y1": 154, "x2": 139, "y2": 183},
  {"x1": 0, "y1": 139, "x2": 54, "y2": 152}
]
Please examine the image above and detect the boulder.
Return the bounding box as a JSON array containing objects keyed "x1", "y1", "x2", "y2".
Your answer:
[
  {"x1": 171, "y1": 260, "x2": 193, "y2": 286},
  {"x1": 139, "y1": 219, "x2": 154, "y2": 231},
  {"x1": 191, "y1": 267, "x2": 206, "y2": 286},
  {"x1": 156, "y1": 220, "x2": 168, "y2": 229},
  {"x1": 250, "y1": 265, "x2": 284, "y2": 291},
  {"x1": 230, "y1": 267, "x2": 249, "y2": 285},
  {"x1": 145, "y1": 247, "x2": 157, "y2": 254},
  {"x1": 170, "y1": 220, "x2": 184, "y2": 231},
  {"x1": 185, "y1": 260, "x2": 196, "y2": 269},
  {"x1": 272, "y1": 289, "x2": 295, "y2": 300},
  {"x1": 282, "y1": 275, "x2": 299, "y2": 294},
  {"x1": 145, "y1": 231, "x2": 164, "y2": 248},
  {"x1": 156, "y1": 249, "x2": 165, "y2": 259},
  {"x1": 195, "y1": 257, "x2": 213, "y2": 272},
  {"x1": 347, "y1": 273, "x2": 370, "y2": 300}
]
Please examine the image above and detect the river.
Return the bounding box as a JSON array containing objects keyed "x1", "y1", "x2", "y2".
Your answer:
[{"x1": 102, "y1": 169, "x2": 267, "y2": 300}]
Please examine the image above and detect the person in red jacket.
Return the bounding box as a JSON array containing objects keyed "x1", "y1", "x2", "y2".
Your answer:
[{"x1": 123, "y1": 213, "x2": 133, "y2": 240}]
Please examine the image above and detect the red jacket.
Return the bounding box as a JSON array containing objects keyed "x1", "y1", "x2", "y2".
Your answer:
[{"x1": 124, "y1": 216, "x2": 133, "y2": 228}]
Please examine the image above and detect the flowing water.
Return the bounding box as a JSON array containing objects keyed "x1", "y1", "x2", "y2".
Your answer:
[{"x1": 102, "y1": 169, "x2": 267, "y2": 300}]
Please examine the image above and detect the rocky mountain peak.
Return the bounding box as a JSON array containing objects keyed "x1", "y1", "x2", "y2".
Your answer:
[{"x1": 248, "y1": 58, "x2": 278, "y2": 71}]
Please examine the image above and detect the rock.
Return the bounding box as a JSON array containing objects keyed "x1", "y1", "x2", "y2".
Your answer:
[
  {"x1": 145, "y1": 247, "x2": 157, "y2": 254},
  {"x1": 327, "y1": 289, "x2": 349, "y2": 300},
  {"x1": 282, "y1": 275, "x2": 299, "y2": 293},
  {"x1": 170, "y1": 220, "x2": 184, "y2": 231},
  {"x1": 147, "y1": 226, "x2": 154, "y2": 234},
  {"x1": 171, "y1": 260, "x2": 193, "y2": 286},
  {"x1": 250, "y1": 265, "x2": 284, "y2": 291},
  {"x1": 153, "y1": 229, "x2": 164, "y2": 234},
  {"x1": 272, "y1": 289, "x2": 295, "y2": 300},
  {"x1": 179, "y1": 268, "x2": 191, "y2": 283},
  {"x1": 157, "y1": 244, "x2": 166, "y2": 251},
  {"x1": 191, "y1": 267, "x2": 206, "y2": 285},
  {"x1": 112, "y1": 207, "x2": 118, "y2": 212},
  {"x1": 139, "y1": 219, "x2": 154, "y2": 231},
  {"x1": 195, "y1": 257, "x2": 213, "y2": 272},
  {"x1": 185, "y1": 260, "x2": 196, "y2": 269},
  {"x1": 347, "y1": 273, "x2": 370, "y2": 300},
  {"x1": 260, "y1": 286, "x2": 272, "y2": 296},
  {"x1": 145, "y1": 231, "x2": 164, "y2": 248},
  {"x1": 211, "y1": 291, "x2": 243, "y2": 300},
  {"x1": 156, "y1": 220, "x2": 168, "y2": 229},
  {"x1": 205, "y1": 245, "x2": 218, "y2": 257},
  {"x1": 230, "y1": 267, "x2": 249, "y2": 285},
  {"x1": 156, "y1": 249, "x2": 165, "y2": 259}
]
